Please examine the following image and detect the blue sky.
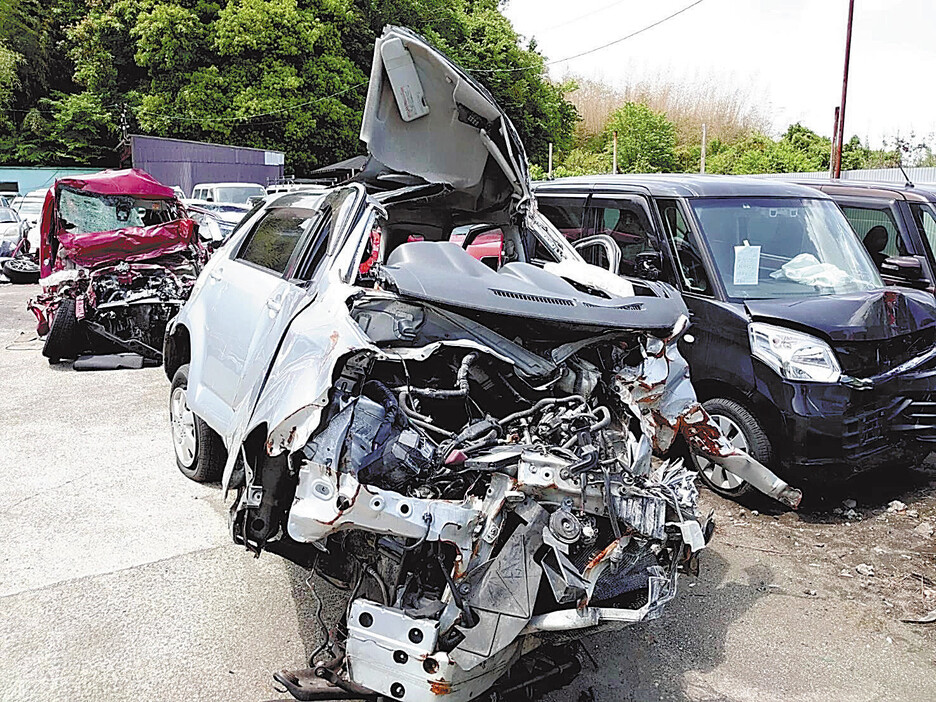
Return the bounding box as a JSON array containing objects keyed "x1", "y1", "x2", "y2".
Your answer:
[{"x1": 502, "y1": 0, "x2": 936, "y2": 147}]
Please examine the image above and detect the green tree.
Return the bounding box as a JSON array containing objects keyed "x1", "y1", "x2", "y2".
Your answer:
[{"x1": 602, "y1": 102, "x2": 678, "y2": 173}]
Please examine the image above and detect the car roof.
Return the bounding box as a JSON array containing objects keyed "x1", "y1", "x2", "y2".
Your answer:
[
  {"x1": 789, "y1": 178, "x2": 936, "y2": 203},
  {"x1": 533, "y1": 173, "x2": 831, "y2": 199}
]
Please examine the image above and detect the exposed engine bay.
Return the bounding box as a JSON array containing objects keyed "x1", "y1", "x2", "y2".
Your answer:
[
  {"x1": 31, "y1": 254, "x2": 198, "y2": 361},
  {"x1": 224, "y1": 254, "x2": 794, "y2": 701}
]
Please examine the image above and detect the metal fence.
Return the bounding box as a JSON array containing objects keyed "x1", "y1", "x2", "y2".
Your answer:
[{"x1": 755, "y1": 166, "x2": 936, "y2": 185}]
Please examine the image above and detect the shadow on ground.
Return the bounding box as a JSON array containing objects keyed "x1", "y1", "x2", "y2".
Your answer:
[{"x1": 548, "y1": 549, "x2": 768, "y2": 702}]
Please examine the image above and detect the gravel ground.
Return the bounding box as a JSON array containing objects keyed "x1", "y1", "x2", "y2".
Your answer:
[{"x1": 1, "y1": 282, "x2": 934, "y2": 702}]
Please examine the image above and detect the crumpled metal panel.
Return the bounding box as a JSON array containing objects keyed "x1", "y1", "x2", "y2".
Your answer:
[
  {"x1": 450, "y1": 499, "x2": 547, "y2": 671},
  {"x1": 612, "y1": 337, "x2": 802, "y2": 508}
]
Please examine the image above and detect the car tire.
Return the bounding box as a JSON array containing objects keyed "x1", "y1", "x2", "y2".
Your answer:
[
  {"x1": 693, "y1": 397, "x2": 772, "y2": 500},
  {"x1": 170, "y1": 364, "x2": 226, "y2": 482},
  {"x1": 2, "y1": 257, "x2": 39, "y2": 284},
  {"x1": 42, "y1": 298, "x2": 82, "y2": 361}
]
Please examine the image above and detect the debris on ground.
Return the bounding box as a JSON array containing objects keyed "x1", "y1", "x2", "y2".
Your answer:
[
  {"x1": 887, "y1": 500, "x2": 908, "y2": 513},
  {"x1": 856, "y1": 563, "x2": 875, "y2": 577}
]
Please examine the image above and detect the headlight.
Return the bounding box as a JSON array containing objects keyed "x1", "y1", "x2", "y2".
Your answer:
[{"x1": 748, "y1": 322, "x2": 841, "y2": 383}]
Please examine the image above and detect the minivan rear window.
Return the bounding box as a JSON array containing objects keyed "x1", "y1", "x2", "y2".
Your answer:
[{"x1": 690, "y1": 197, "x2": 881, "y2": 299}]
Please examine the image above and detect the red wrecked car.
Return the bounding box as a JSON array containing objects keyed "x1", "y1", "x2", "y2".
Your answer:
[{"x1": 28, "y1": 168, "x2": 205, "y2": 364}]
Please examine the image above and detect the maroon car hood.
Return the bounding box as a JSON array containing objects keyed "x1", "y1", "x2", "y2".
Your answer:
[{"x1": 56, "y1": 219, "x2": 195, "y2": 270}]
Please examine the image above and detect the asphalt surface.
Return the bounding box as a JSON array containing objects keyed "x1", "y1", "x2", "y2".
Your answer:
[{"x1": 1, "y1": 282, "x2": 934, "y2": 702}]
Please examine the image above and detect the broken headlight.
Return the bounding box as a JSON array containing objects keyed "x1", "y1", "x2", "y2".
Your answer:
[{"x1": 749, "y1": 322, "x2": 841, "y2": 383}]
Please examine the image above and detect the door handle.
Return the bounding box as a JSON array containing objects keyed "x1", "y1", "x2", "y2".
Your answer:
[
  {"x1": 208, "y1": 269, "x2": 222, "y2": 281},
  {"x1": 266, "y1": 297, "x2": 282, "y2": 312}
]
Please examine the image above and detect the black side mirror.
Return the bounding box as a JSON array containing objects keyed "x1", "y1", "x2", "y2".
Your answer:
[
  {"x1": 635, "y1": 250, "x2": 663, "y2": 281},
  {"x1": 881, "y1": 255, "x2": 930, "y2": 289}
]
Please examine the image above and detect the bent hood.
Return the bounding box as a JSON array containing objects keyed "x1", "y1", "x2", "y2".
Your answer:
[
  {"x1": 744, "y1": 288, "x2": 936, "y2": 341},
  {"x1": 360, "y1": 26, "x2": 532, "y2": 221}
]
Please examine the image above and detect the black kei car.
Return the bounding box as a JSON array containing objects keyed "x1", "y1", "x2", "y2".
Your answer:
[
  {"x1": 533, "y1": 174, "x2": 936, "y2": 498},
  {"x1": 794, "y1": 179, "x2": 936, "y2": 293}
]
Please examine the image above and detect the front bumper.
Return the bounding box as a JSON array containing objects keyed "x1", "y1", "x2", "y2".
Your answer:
[{"x1": 755, "y1": 358, "x2": 936, "y2": 478}]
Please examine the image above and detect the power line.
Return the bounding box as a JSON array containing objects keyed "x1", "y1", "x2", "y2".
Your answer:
[
  {"x1": 470, "y1": 0, "x2": 708, "y2": 74},
  {"x1": 527, "y1": 0, "x2": 630, "y2": 36}
]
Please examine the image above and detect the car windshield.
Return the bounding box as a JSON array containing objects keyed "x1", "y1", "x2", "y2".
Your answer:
[
  {"x1": 58, "y1": 188, "x2": 180, "y2": 234},
  {"x1": 213, "y1": 185, "x2": 265, "y2": 204},
  {"x1": 0, "y1": 208, "x2": 18, "y2": 223},
  {"x1": 689, "y1": 197, "x2": 882, "y2": 299}
]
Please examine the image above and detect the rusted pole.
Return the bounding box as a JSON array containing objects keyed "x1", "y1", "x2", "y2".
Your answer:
[{"x1": 834, "y1": 0, "x2": 855, "y2": 178}]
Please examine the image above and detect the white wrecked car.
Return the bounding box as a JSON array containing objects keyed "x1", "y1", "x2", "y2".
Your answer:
[{"x1": 165, "y1": 26, "x2": 800, "y2": 702}]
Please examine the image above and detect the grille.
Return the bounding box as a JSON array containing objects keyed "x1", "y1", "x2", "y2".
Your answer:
[
  {"x1": 490, "y1": 289, "x2": 575, "y2": 306},
  {"x1": 833, "y1": 327, "x2": 936, "y2": 377}
]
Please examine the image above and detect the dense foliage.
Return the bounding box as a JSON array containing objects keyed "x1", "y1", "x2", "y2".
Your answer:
[{"x1": 0, "y1": 0, "x2": 577, "y2": 173}]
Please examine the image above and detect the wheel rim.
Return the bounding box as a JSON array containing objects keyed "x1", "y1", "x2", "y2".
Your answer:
[
  {"x1": 697, "y1": 413, "x2": 748, "y2": 490},
  {"x1": 170, "y1": 386, "x2": 197, "y2": 468}
]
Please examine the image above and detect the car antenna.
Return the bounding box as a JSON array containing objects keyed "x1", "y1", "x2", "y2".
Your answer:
[{"x1": 897, "y1": 160, "x2": 914, "y2": 188}]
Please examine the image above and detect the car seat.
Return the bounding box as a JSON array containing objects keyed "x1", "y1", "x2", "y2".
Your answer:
[{"x1": 862, "y1": 226, "x2": 888, "y2": 268}]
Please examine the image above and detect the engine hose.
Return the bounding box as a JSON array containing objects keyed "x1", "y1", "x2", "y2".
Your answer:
[
  {"x1": 497, "y1": 395, "x2": 585, "y2": 427},
  {"x1": 604, "y1": 469, "x2": 623, "y2": 541},
  {"x1": 397, "y1": 390, "x2": 456, "y2": 438},
  {"x1": 561, "y1": 406, "x2": 612, "y2": 449},
  {"x1": 363, "y1": 379, "x2": 404, "y2": 427},
  {"x1": 404, "y1": 352, "x2": 478, "y2": 399}
]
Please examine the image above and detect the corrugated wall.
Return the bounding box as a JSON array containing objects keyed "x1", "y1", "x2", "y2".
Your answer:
[
  {"x1": 755, "y1": 166, "x2": 936, "y2": 185},
  {"x1": 130, "y1": 135, "x2": 285, "y2": 197}
]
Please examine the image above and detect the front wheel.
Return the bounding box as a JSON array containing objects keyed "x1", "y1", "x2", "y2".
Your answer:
[
  {"x1": 693, "y1": 397, "x2": 773, "y2": 499},
  {"x1": 170, "y1": 364, "x2": 226, "y2": 482}
]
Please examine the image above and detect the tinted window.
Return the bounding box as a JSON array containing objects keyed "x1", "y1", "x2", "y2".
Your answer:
[
  {"x1": 909, "y1": 203, "x2": 936, "y2": 259},
  {"x1": 537, "y1": 197, "x2": 585, "y2": 239},
  {"x1": 293, "y1": 188, "x2": 359, "y2": 281},
  {"x1": 238, "y1": 208, "x2": 317, "y2": 274},
  {"x1": 840, "y1": 205, "x2": 904, "y2": 267},
  {"x1": 658, "y1": 199, "x2": 712, "y2": 294}
]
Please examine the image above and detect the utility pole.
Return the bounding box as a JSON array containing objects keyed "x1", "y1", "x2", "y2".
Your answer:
[
  {"x1": 548, "y1": 142, "x2": 553, "y2": 179},
  {"x1": 829, "y1": 106, "x2": 840, "y2": 177},
  {"x1": 700, "y1": 123, "x2": 707, "y2": 173},
  {"x1": 833, "y1": 0, "x2": 855, "y2": 178},
  {"x1": 612, "y1": 131, "x2": 618, "y2": 174}
]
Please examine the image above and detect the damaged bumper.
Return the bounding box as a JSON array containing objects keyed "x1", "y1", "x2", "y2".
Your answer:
[{"x1": 756, "y1": 352, "x2": 936, "y2": 477}]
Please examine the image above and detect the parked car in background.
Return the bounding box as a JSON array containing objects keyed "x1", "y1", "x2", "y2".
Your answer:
[
  {"x1": 534, "y1": 174, "x2": 936, "y2": 498},
  {"x1": 163, "y1": 27, "x2": 798, "y2": 702},
  {"x1": 11, "y1": 188, "x2": 46, "y2": 249},
  {"x1": 0, "y1": 207, "x2": 30, "y2": 253},
  {"x1": 185, "y1": 200, "x2": 252, "y2": 248},
  {"x1": 0, "y1": 207, "x2": 39, "y2": 283},
  {"x1": 28, "y1": 169, "x2": 205, "y2": 364},
  {"x1": 190, "y1": 182, "x2": 265, "y2": 204},
  {"x1": 793, "y1": 179, "x2": 936, "y2": 293}
]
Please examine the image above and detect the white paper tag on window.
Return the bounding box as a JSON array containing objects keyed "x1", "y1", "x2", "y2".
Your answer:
[{"x1": 733, "y1": 244, "x2": 761, "y2": 285}]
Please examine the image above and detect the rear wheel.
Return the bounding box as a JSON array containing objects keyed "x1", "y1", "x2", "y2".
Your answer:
[
  {"x1": 42, "y1": 298, "x2": 83, "y2": 361},
  {"x1": 694, "y1": 397, "x2": 772, "y2": 499},
  {"x1": 2, "y1": 257, "x2": 39, "y2": 284},
  {"x1": 170, "y1": 364, "x2": 226, "y2": 482}
]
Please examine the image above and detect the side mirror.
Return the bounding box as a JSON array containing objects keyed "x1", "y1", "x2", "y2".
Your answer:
[
  {"x1": 881, "y1": 255, "x2": 930, "y2": 289},
  {"x1": 573, "y1": 234, "x2": 621, "y2": 274},
  {"x1": 635, "y1": 250, "x2": 664, "y2": 281}
]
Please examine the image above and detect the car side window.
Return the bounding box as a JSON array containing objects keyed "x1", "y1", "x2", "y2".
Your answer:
[
  {"x1": 583, "y1": 197, "x2": 656, "y2": 276},
  {"x1": 292, "y1": 188, "x2": 359, "y2": 281},
  {"x1": 910, "y1": 203, "x2": 936, "y2": 260},
  {"x1": 657, "y1": 198, "x2": 712, "y2": 295},
  {"x1": 237, "y1": 208, "x2": 317, "y2": 275},
  {"x1": 536, "y1": 197, "x2": 586, "y2": 241},
  {"x1": 840, "y1": 205, "x2": 904, "y2": 269}
]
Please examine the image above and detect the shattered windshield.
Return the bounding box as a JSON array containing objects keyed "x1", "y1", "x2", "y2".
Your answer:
[
  {"x1": 58, "y1": 188, "x2": 179, "y2": 235},
  {"x1": 690, "y1": 197, "x2": 881, "y2": 299}
]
